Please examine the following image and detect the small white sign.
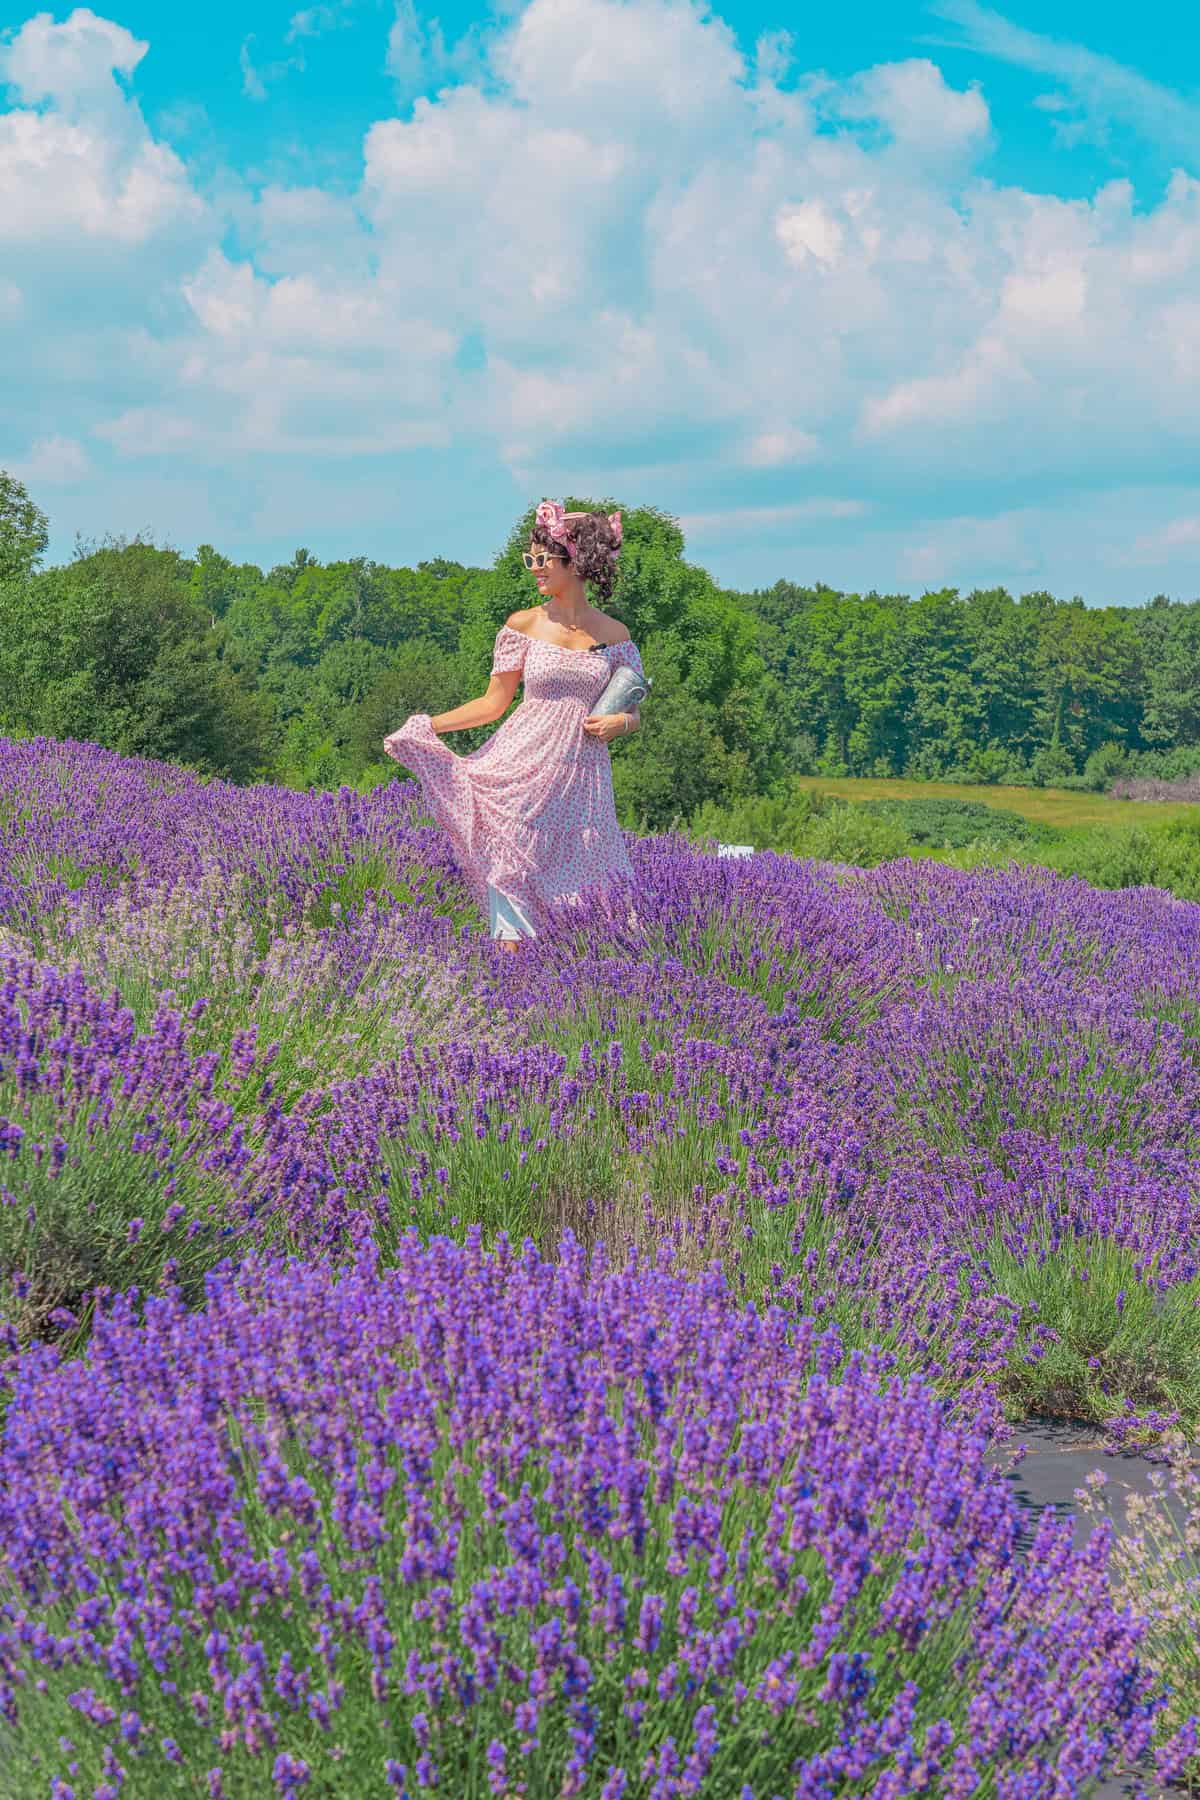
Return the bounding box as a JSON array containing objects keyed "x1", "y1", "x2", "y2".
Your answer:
[{"x1": 717, "y1": 843, "x2": 756, "y2": 858}]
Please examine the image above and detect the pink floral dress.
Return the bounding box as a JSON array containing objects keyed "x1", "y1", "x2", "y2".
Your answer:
[{"x1": 385, "y1": 623, "x2": 645, "y2": 936}]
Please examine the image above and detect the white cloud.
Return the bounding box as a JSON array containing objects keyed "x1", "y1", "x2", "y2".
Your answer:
[
  {"x1": 504, "y1": 0, "x2": 745, "y2": 135},
  {"x1": 862, "y1": 337, "x2": 1032, "y2": 434},
  {"x1": 287, "y1": 2, "x2": 355, "y2": 41},
  {"x1": 680, "y1": 499, "x2": 867, "y2": 537},
  {"x1": 82, "y1": 248, "x2": 458, "y2": 459},
  {"x1": 362, "y1": 81, "x2": 629, "y2": 346},
  {"x1": 0, "y1": 109, "x2": 200, "y2": 245},
  {"x1": 384, "y1": 0, "x2": 485, "y2": 99},
  {"x1": 0, "y1": 6, "x2": 146, "y2": 111},
  {"x1": 1123, "y1": 515, "x2": 1200, "y2": 565},
  {"x1": 856, "y1": 173, "x2": 1200, "y2": 470},
  {"x1": 4, "y1": 0, "x2": 1200, "y2": 599},
  {"x1": 925, "y1": 0, "x2": 1200, "y2": 163},
  {"x1": 239, "y1": 38, "x2": 267, "y2": 101},
  {"x1": 10, "y1": 434, "x2": 91, "y2": 484},
  {"x1": 239, "y1": 34, "x2": 306, "y2": 102},
  {"x1": 831, "y1": 58, "x2": 990, "y2": 161},
  {"x1": 776, "y1": 200, "x2": 845, "y2": 268},
  {"x1": 1001, "y1": 265, "x2": 1087, "y2": 328},
  {"x1": 754, "y1": 27, "x2": 791, "y2": 87},
  {"x1": 182, "y1": 249, "x2": 456, "y2": 360},
  {"x1": 0, "y1": 9, "x2": 202, "y2": 245},
  {"x1": 742, "y1": 428, "x2": 819, "y2": 467},
  {"x1": 898, "y1": 508, "x2": 1038, "y2": 586},
  {"x1": 247, "y1": 185, "x2": 371, "y2": 281}
]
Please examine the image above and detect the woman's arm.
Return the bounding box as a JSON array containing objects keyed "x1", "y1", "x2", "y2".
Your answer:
[{"x1": 430, "y1": 670, "x2": 521, "y2": 734}]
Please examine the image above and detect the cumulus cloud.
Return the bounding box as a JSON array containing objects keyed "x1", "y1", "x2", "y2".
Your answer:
[
  {"x1": 1, "y1": 6, "x2": 145, "y2": 112},
  {"x1": 504, "y1": 0, "x2": 745, "y2": 135},
  {"x1": 4, "y1": 0, "x2": 1200, "y2": 595},
  {"x1": 10, "y1": 434, "x2": 91, "y2": 484},
  {"x1": 859, "y1": 173, "x2": 1200, "y2": 477},
  {"x1": 827, "y1": 57, "x2": 990, "y2": 162},
  {"x1": 742, "y1": 428, "x2": 819, "y2": 468},
  {"x1": 0, "y1": 7, "x2": 202, "y2": 244},
  {"x1": 1123, "y1": 514, "x2": 1200, "y2": 566}
]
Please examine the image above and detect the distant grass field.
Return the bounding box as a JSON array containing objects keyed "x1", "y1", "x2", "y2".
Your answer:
[{"x1": 790, "y1": 776, "x2": 1200, "y2": 831}]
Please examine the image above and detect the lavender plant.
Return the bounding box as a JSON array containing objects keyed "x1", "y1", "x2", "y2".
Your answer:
[
  {"x1": 3, "y1": 735, "x2": 1200, "y2": 1787},
  {"x1": 0, "y1": 1238, "x2": 1166, "y2": 1797}
]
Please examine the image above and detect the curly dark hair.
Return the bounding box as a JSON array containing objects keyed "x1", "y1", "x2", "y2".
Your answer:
[{"x1": 529, "y1": 507, "x2": 622, "y2": 604}]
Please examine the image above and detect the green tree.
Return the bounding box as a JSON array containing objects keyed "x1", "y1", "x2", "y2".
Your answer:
[
  {"x1": 0, "y1": 538, "x2": 271, "y2": 780},
  {"x1": 190, "y1": 544, "x2": 263, "y2": 625},
  {"x1": 0, "y1": 470, "x2": 49, "y2": 585},
  {"x1": 841, "y1": 594, "x2": 911, "y2": 774},
  {"x1": 960, "y1": 588, "x2": 1040, "y2": 771},
  {"x1": 1134, "y1": 599, "x2": 1200, "y2": 749},
  {"x1": 756, "y1": 587, "x2": 857, "y2": 773},
  {"x1": 612, "y1": 671, "x2": 751, "y2": 830},
  {"x1": 1030, "y1": 596, "x2": 1141, "y2": 769},
  {"x1": 348, "y1": 641, "x2": 465, "y2": 777}
]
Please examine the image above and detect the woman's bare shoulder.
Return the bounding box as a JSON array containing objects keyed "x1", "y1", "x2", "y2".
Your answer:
[
  {"x1": 504, "y1": 609, "x2": 538, "y2": 636},
  {"x1": 594, "y1": 615, "x2": 632, "y2": 645}
]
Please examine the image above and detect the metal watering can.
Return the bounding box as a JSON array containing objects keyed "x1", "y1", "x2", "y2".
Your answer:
[{"x1": 588, "y1": 660, "x2": 652, "y2": 718}]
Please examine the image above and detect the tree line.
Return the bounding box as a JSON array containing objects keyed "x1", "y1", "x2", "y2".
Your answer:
[{"x1": 1, "y1": 470, "x2": 1197, "y2": 830}]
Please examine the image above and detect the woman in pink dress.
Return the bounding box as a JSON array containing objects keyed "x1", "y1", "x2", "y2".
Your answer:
[{"x1": 383, "y1": 501, "x2": 645, "y2": 954}]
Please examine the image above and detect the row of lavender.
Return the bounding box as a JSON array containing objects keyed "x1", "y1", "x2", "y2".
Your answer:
[{"x1": 1, "y1": 736, "x2": 1198, "y2": 1796}]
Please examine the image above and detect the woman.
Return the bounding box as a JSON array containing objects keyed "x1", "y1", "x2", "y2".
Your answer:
[{"x1": 383, "y1": 500, "x2": 645, "y2": 953}]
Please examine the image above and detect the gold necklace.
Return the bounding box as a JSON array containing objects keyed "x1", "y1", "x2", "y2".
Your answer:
[{"x1": 544, "y1": 604, "x2": 590, "y2": 638}]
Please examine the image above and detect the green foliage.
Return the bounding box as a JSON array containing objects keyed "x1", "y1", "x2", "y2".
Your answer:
[
  {"x1": 1081, "y1": 741, "x2": 1132, "y2": 791},
  {"x1": 685, "y1": 783, "x2": 908, "y2": 869},
  {"x1": 0, "y1": 537, "x2": 272, "y2": 781},
  {"x1": 11, "y1": 467, "x2": 1200, "y2": 830},
  {"x1": 981, "y1": 1229, "x2": 1200, "y2": 1439},
  {"x1": 614, "y1": 668, "x2": 759, "y2": 829},
  {"x1": 740, "y1": 577, "x2": 1161, "y2": 786},
  {"x1": 932, "y1": 807, "x2": 1200, "y2": 903},
  {"x1": 349, "y1": 640, "x2": 468, "y2": 777},
  {"x1": 686, "y1": 779, "x2": 1200, "y2": 905},
  {"x1": 686, "y1": 780, "x2": 830, "y2": 855},
  {"x1": 799, "y1": 803, "x2": 910, "y2": 868},
  {"x1": 859, "y1": 796, "x2": 1049, "y2": 849},
  {"x1": 1028, "y1": 740, "x2": 1077, "y2": 788},
  {"x1": 1123, "y1": 744, "x2": 1200, "y2": 781},
  {"x1": 1135, "y1": 595, "x2": 1200, "y2": 747},
  {"x1": 1026, "y1": 821, "x2": 1198, "y2": 898},
  {"x1": 0, "y1": 470, "x2": 49, "y2": 584}
]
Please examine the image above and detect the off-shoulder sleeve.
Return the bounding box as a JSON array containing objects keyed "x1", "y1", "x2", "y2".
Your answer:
[
  {"x1": 491, "y1": 624, "x2": 529, "y2": 677},
  {"x1": 609, "y1": 639, "x2": 644, "y2": 676}
]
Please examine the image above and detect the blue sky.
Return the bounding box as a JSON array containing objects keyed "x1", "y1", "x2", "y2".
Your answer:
[{"x1": 2, "y1": 0, "x2": 1199, "y2": 601}]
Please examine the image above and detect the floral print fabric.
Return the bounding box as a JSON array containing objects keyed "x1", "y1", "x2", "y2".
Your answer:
[{"x1": 385, "y1": 624, "x2": 644, "y2": 934}]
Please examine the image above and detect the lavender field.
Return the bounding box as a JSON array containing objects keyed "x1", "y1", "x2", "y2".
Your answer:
[{"x1": 2, "y1": 736, "x2": 1200, "y2": 1798}]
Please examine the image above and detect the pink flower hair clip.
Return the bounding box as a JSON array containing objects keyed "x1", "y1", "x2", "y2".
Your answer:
[
  {"x1": 534, "y1": 501, "x2": 623, "y2": 562},
  {"x1": 535, "y1": 499, "x2": 576, "y2": 559}
]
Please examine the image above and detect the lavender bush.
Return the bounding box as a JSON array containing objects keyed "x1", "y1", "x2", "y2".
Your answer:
[
  {"x1": 3, "y1": 735, "x2": 1200, "y2": 1790},
  {"x1": 0, "y1": 1238, "x2": 1167, "y2": 1797}
]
